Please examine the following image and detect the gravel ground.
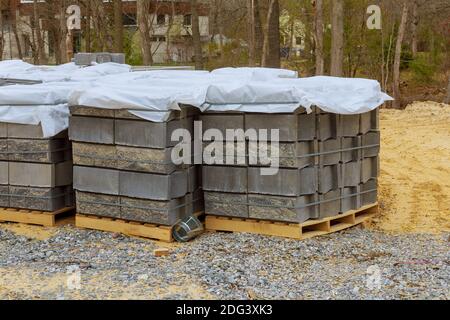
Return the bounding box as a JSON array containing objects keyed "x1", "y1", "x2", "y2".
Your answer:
[{"x1": 0, "y1": 224, "x2": 448, "y2": 300}]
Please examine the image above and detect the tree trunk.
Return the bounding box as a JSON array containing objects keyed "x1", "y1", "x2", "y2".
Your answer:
[
  {"x1": 137, "y1": 0, "x2": 153, "y2": 65},
  {"x1": 113, "y1": 0, "x2": 124, "y2": 53},
  {"x1": 392, "y1": 1, "x2": 409, "y2": 109},
  {"x1": 330, "y1": 0, "x2": 344, "y2": 76},
  {"x1": 191, "y1": 0, "x2": 203, "y2": 70},
  {"x1": 444, "y1": 79, "x2": 450, "y2": 104},
  {"x1": 11, "y1": 8, "x2": 23, "y2": 59},
  {"x1": 0, "y1": 1, "x2": 3, "y2": 60},
  {"x1": 247, "y1": 0, "x2": 256, "y2": 66},
  {"x1": 262, "y1": 0, "x2": 280, "y2": 68},
  {"x1": 86, "y1": 0, "x2": 91, "y2": 52},
  {"x1": 33, "y1": 0, "x2": 46, "y2": 64},
  {"x1": 314, "y1": 0, "x2": 324, "y2": 75},
  {"x1": 411, "y1": 0, "x2": 418, "y2": 57},
  {"x1": 254, "y1": 0, "x2": 263, "y2": 62},
  {"x1": 59, "y1": 0, "x2": 68, "y2": 63}
]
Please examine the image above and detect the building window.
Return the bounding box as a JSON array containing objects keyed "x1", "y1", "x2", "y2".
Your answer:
[
  {"x1": 123, "y1": 13, "x2": 137, "y2": 27},
  {"x1": 157, "y1": 14, "x2": 165, "y2": 26},
  {"x1": 150, "y1": 36, "x2": 166, "y2": 42},
  {"x1": 183, "y1": 14, "x2": 192, "y2": 26},
  {"x1": 295, "y1": 37, "x2": 302, "y2": 45}
]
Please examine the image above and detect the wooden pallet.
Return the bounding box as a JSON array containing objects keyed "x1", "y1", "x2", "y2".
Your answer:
[
  {"x1": 205, "y1": 203, "x2": 378, "y2": 240},
  {"x1": 76, "y1": 212, "x2": 204, "y2": 242},
  {"x1": 0, "y1": 207, "x2": 75, "y2": 227}
]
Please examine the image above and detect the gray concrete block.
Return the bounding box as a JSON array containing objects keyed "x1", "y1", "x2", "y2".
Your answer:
[
  {"x1": 7, "y1": 124, "x2": 44, "y2": 139},
  {"x1": 204, "y1": 141, "x2": 247, "y2": 166},
  {"x1": 245, "y1": 114, "x2": 298, "y2": 142},
  {"x1": 360, "y1": 109, "x2": 379, "y2": 134},
  {"x1": 72, "y1": 142, "x2": 117, "y2": 169},
  {"x1": 341, "y1": 161, "x2": 361, "y2": 187},
  {"x1": 248, "y1": 166, "x2": 317, "y2": 196},
  {"x1": 76, "y1": 191, "x2": 121, "y2": 217},
  {"x1": 0, "y1": 185, "x2": 9, "y2": 207},
  {"x1": 317, "y1": 113, "x2": 339, "y2": 141},
  {"x1": 7, "y1": 138, "x2": 70, "y2": 163},
  {"x1": 115, "y1": 118, "x2": 193, "y2": 148},
  {"x1": 9, "y1": 186, "x2": 68, "y2": 211},
  {"x1": 0, "y1": 161, "x2": 8, "y2": 184},
  {"x1": 318, "y1": 164, "x2": 341, "y2": 194},
  {"x1": 119, "y1": 170, "x2": 188, "y2": 201},
  {"x1": 9, "y1": 161, "x2": 72, "y2": 188},
  {"x1": 187, "y1": 166, "x2": 199, "y2": 193},
  {"x1": 117, "y1": 145, "x2": 178, "y2": 174},
  {"x1": 319, "y1": 189, "x2": 341, "y2": 218},
  {"x1": 202, "y1": 166, "x2": 247, "y2": 193},
  {"x1": 341, "y1": 187, "x2": 360, "y2": 213},
  {"x1": 361, "y1": 179, "x2": 378, "y2": 205},
  {"x1": 73, "y1": 166, "x2": 119, "y2": 195},
  {"x1": 69, "y1": 116, "x2": 114, "y2": 144},
  {"x1": 0, "y1": 139, "x2": 7, "y2": 161},
  {"x1": 0, "y1": 123, "x2": 7, "y2": 137},
  {"x1": 341, "y1": 136, "x2": 361, "y2": 163},
  {"x1": 318, "y1": 139, "x2": 340, "y2": 166},
  {"x1": 297, "y1": 112, "x2": 316, "y2": 141},
  {"x1": 361, "y1": 156, "x2": 379, "y2": 183},
  {"x1": 248, "y1": 193, "x2": 317, "y2": 223},
  {"x1": 362, "y1": 131, "x2": 381, "y2": 158},
  {"x1": 201, "y1": 113, "x2": 244, "y2": 141},
  {"x1": 70, "y1": 106, "x2": 115, "y2": 118},
  {"x1": 204, "y1": 191, "x2": 248, "y2": 218},
  {"x1": 340, "y1": 114, "x2": 360, "y2": 137}
]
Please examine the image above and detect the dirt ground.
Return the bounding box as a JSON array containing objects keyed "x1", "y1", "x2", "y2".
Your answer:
[{"x1": 372, "y1": 101, "x2": 450, "y2": 234}]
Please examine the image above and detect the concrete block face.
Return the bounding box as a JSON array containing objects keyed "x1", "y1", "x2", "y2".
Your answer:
[
  {"x1": 9, "y1": 162, "x2": 52, "y2": 187},
  {"x1": 245, "y1": 114, "x2": 297, "y2": 142},
  {"x1": 0, "y1": 123, "x2": 7, "y2": 138},
  {"x1": 69, "y1": 116, "x2": 114, "y2": 144},
  {"x1": 341, "y1": 161, "x2": 361, "y2": 187},
  {"x1": 55, "y1": 161, "x2": 73, "y2": 186},
  {"x1": 0, "y1": 139, "x2": 7, "y2": 161},
  {"x1": 201, "y1": 114, "x2": 244, "y2": 141},
  {"x1": 360, "y1": 109, "x2": 379, "y2": 134},
  {"x1": 73, "y1": 166, "x2": 119, "y2": 195},
  {"x1": 7, "y1": 124, "x2": 44, "y2": 139},
  {"x1": 362, "y1": 131, "x2": 381, "y2": 158},
  {"x1": 248, "y1": 168, "x2": 298, "y2": 196},
  {"x1": 361, "y1": 179, "x2": 378, "y2": 205},
  {"x1": 318, "y1": 139, "x2": 341, "y2": 166},
  {"x1": 317, "y1": 113, "x2": 338, "y2": 141},
  {"x1": 319, "y1": 189, "x2": 341, "y2": 218},
  {"x1": 202, "y1": 166, "x2": 247, "y2": 193},
  {"x1": 187, "y1": 166, "x2": 199, "y2": 193},
  {"x1": 7, "y1": 138, "x2": 69, "y2": 163},
  {"x1": 297, "y1": 112, "x2": 316, "y2": 141},
  {"x1": 341, "y1": 137, "x2": 361, "y2": 163},
  {"x1": 0, "y1": 161, "x2": 8, "y2": 184},
  {"x1": 0, "y1": 185, "x2": 9, "y2": 207},
  {"x1": 341, "y1": 187, "x2": 360, "y2": 213},
  {"x1": 119, "y1": 170, "x2": 187, "y2": 201},
  {"x1": 204, "y1": 141, "x2": 247, "y2": 166},
  {"x1": 204, "y1": 191, "x2": 248, "y2": 218},
  {"x1": 318, "y1": 164, "x2": 340, "y2": 194},
  {"x1": 76, "y1": 191, "x2": 121, "y2": 218},
  {"x1": 361, "y1": 157, "x2": 379, "y2": 183},
  {"x1": 340, "y1": 115, "x2": 360, "y2": 137},
  {"x1": 9, "y1": 186, "x2": 67, "y2": 211},
  {"x1": 70, "y1": 106, "x2": 115, "y2": 118},
  {"x1": 296, "y1": 140, "x2": 318, "y2": 168},
  {"x1": 72, "y1": 142, "x2": 117, "y2": 169},
  {"x1": 120, "y1": 196, "x2": 185, "y2": 225},
  {"x1": 117, "y1": 145, "x2": 177, "y2": 174}
]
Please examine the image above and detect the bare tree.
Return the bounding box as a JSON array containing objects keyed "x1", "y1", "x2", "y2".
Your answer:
[
  {"x1": 191, "y1": 0, "x2": 203, "y2": 70},
  {"x1": 262, "y1": 0, "x2": 280, "y2": 68},
  {"x1": 330, "y1": 0, "x2": 344, "y2": 76},
  {"x1": 12, "y1": 8, "x2": 23, "y2": 59},
  {"x1": 247, "y1": 0, "x2": 256, "y2": 66},
  {"x1": 33, "y1": 0, "x2": 46, "y2": 64},
  {"x1": 113, "y1": 0, "x2": 124, "y2": 53},
  {"x1": 411, "y1": 0, "x2": 419, "y2": 57},
  {"x1": 392, "y1": 1, "x2": 409, "y2": 108},
  {"x1": 137, "y1": 0, "x2": 152, "y2": 65},
  {"x1": 313, "y1": 0, "x2": 324, "y2": 75}
]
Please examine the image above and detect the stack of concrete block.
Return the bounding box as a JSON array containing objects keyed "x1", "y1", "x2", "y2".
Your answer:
[
  {"x1": 202, "y1": 107, "x2": 380, "y2": 224},
  {"x1": 73, "y1": 53, "x2": 126, "y2": 66},
  {"x1": 69, "y1": 106, "x2": 203, "y2": 226},
  {"x1": 0, "y1": 123, "x2": 73, "y2": 211}
]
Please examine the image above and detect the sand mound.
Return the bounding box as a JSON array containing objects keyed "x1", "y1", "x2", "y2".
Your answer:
[{"x1": 373, "y1": 101, "x2": 450, "y2": 234}]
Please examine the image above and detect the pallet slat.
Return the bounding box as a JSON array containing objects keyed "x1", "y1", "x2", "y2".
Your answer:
[
  {"x1": 0, "y1": 207, "x2": 75, "y2": 227},
  {"x1": 206, "y1": 203, "x2": 378, "y2": 240}
]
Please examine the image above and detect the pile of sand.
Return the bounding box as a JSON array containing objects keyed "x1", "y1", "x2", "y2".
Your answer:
[{"x1": 373, "y1": 101, "x2": 450, "y2": 234}]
